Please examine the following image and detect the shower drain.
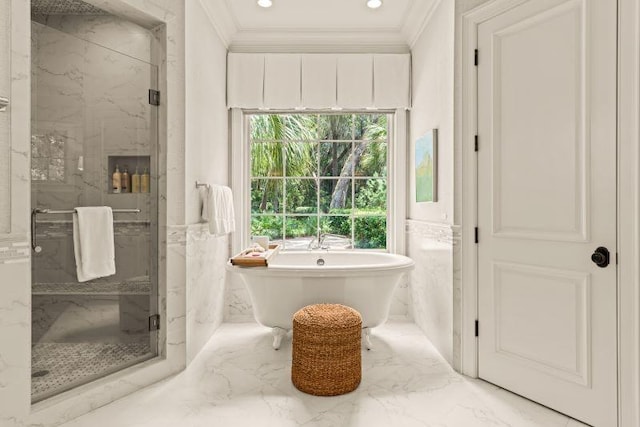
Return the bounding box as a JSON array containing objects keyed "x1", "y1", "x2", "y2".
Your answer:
[{"x1": 32, "y1": 370, "x2": 49, "y2": 378}]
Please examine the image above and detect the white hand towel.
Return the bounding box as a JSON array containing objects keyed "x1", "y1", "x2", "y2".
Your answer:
[
  {"x1": 73, "y1": 206, "x2": 116, "y2": 282},
  {"x1": 201, "y1": 185, "x2": 236, "y2": 235}
]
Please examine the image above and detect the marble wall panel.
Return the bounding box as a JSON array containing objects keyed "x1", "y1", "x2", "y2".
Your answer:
[
  {"x1": 390, "y1": 273, "x2": 409, "y2": 317},
  {"x1": 0, "y1": 0, "x2": 10, "y2": 232},
  {"x1": 186, "y1": 224, "x2": 228, "y2": 363},
  {"x1": 0, "y1": 1, "x2": 32, "y2": 424},
  {"x1": 406, "y1": 219, "x2": 455, "y2": 366},
  {"x1": 165, "y1": 233, "x2": 186, "y2": 366},
  {"x1": 0, "y1": 0, "x2": 186, "y2": 425},
  {"x1": 0, "y1": 258, "x2": 32, "y2": 423},
  {"x1": 451, "y1": 225, "x2": 462, "y2": 371},
  {"x1": 182, "y1": 0, "x2": 229, "y2": 363},
  {"x1": 224, "y1": 272, "x2": 253, "y2": 322}
]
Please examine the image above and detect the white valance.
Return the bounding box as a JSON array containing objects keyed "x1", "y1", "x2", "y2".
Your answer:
[
  {"x1": 301, "y1": 54, "x2": 337, "y2": 109},
  {"x1": 227, "y1": 54, "x2": 264, "y2": 108},
  {"x1": 227, "y1": 53, "x2": 410, "y2": 110},
  {"x1": 264, "y1": 54, "x2": 300, "y2": 109}
]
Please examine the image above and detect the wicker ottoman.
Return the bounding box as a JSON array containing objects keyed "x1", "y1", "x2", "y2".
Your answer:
[{"x1": 291, "y1": 303, "x2": 362, "y2": 396}]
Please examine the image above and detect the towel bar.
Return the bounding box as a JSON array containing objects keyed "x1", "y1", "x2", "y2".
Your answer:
[
  {"x1": 31, "y1": 208, "x2": 141, "y2": 251},
  {"x1": 195, "y1": 181, "x2": 210, "y2": 189},
  {"x1": 34, "y1": 208, "x2": 141, "y2": 215}
]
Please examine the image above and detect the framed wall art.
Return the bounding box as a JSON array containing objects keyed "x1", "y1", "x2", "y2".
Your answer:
[{"x1": 415, "y1": 129, "x2": 437, "y2": 203}]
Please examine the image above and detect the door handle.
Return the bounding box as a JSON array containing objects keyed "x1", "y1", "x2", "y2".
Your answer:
[
  {"x1": 31, "y1": 208, "x2": 42, "y2": 253},
  {"x1": 591, "y1": 247, "x2": 610, "y2": 268}
]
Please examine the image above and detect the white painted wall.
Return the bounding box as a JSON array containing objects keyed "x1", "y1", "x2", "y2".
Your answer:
[
  {"x1": 453, "y1": 0, "x2": 493, "y2": 229},
  {"x1": 184, "y1": 0, "x2": 229, "y2": 363},
  {"x1": 185, "y1": 0, "x2": 228, "y2": 225},
  {"x1": 410, "y1": 0, "x2": 455, "y2": 224},
  {"x1": 407, "y1": 0, "x2": 456, "y2": 366}
]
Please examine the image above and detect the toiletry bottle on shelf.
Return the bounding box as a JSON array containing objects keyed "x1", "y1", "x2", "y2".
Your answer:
[
  {"x1": 112, "y1": 164, "x2": 121, "y2": 194},
  {"x1": 131, "y1": 167, "x2": 140, "y2": 193},
  {"x1": 122, "y1": 165, "x2": 130, "y2": 193},
  {"x1": 141, "y1": 167, "x2": 150, "y2": 193}
]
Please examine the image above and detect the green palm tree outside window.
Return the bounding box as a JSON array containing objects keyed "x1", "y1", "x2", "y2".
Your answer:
[{"x1": 250, "y1": 113, "x2": 388, "y2": 250}]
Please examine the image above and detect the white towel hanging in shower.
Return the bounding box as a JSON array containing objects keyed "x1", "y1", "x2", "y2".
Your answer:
[{"x1": 73, "y1": 206, "x2": 116, "y2": 282}]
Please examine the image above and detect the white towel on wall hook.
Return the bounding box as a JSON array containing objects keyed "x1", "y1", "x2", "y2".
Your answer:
[{"x1": 201, "y1": 185, "x2": 235, "y2": 236}]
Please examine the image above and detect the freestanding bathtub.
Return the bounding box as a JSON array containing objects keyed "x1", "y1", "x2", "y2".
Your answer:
[{"x1": 226, "y1": 251, "x2": 415, "y2": 349}]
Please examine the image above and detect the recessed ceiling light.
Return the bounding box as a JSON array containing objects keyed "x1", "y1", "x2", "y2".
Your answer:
[
  {"x1": 257, "y1": 0, "x2": 273, "y2": 8},
  {"x1": 367, "y1": 0, "x2": 382, "y2": 9}
]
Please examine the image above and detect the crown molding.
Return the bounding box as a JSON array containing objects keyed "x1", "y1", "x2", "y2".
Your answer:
[
  {"x1": 403, "y1": 0, "x2": 440, "y2": 48},
  {"x1": 197, "y1": 0, "x2": 436, "y2": 52},
  {"x1": 229, "y1": 29, "x2": 409, "y2": 53},
  {"x1": 197, "y1": 0, "x2": 237, "y2": 48}
]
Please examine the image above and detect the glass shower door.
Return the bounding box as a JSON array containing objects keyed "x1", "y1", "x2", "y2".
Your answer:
[{"x1": 30, "y1": 19, "x2": 158, "y2": 402}]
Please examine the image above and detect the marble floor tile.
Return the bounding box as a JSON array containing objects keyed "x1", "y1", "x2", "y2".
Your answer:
[{"x1": 60, "y1": 319, "x2": 588, "y2": 427}]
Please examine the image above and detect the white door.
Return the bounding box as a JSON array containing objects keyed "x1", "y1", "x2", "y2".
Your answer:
[{"x1": 477, "y1": 0, "x2": 617, "y2": 426}]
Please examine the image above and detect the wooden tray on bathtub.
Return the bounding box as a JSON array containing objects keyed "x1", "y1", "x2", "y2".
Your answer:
[{"x1": 230, "y1": 244, "x2": 280, "y2": 267}]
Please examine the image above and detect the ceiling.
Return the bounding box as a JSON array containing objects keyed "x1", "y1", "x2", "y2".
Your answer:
[{"x1": 200, "y1": 0, "x2": 438, "y2": 52}]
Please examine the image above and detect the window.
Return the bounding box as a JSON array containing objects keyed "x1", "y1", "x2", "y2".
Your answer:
[{"x1": 249, "y1": 113, "x2": 389, "y2": 250}]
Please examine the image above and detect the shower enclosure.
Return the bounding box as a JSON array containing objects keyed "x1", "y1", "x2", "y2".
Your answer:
[{"x1": 30, "y1": 0, "x2": 159, "y2": 402}]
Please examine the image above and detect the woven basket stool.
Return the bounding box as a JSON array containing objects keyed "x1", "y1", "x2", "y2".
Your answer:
[{"x1": 291, "y1": 303, "x2": 362, "y2": 396}]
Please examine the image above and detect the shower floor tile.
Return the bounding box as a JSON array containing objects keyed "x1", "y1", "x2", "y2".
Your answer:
[{"x1": 32, "y1": 342, "x2": 152, "y2": 402}]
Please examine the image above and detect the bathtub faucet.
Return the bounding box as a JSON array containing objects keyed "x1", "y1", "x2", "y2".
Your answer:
[
  {"x1": 308, "y1": 231, "x2": 353, "y2": 250},
  {"x1": 319, "y1": 233, "x2": 353, "y2": 249},
  {"x1": 307, "y1": 235, "x2": 328, "y2": 250}
]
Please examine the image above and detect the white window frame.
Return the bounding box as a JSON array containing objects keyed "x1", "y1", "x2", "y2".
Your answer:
[{"x1": 231, "y1": 108, "x2": 407, "y2": 256}]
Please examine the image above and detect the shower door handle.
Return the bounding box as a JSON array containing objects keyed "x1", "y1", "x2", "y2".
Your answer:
[
  {"x1": 31, "y1": 209, "x2": 42, "y2": 253},
  {"x1": 0, "y1": 96, "x2": 8, "y2": 112}
]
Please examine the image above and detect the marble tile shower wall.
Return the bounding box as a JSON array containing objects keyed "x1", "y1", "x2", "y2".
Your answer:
[
  {"x1": 31, "y1": 18, "x2": 155, "y2": 285},
  {"x1": 33, "y1": 221, "x2": 150, "y2": 283},
  {"x1": 406, "y1": 219, "x2": 460, "y2": 367},
  {"x1": 31, "y1": 20, "x2": 153, "y2": 210},
  {"x1": 0, "y1": 0, "x2": 190, "y2": 425},
  {"x1": 31, "y1": 14, "x2": 152, "y2": 62}
]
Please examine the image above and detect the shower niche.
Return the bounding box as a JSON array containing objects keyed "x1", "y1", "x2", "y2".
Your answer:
[
  {"x1": 107, "y1": 155, "x2": 151, "y2": 194},
  {"x1": 30, "y1": 0, "x2": 160, "y2": 403}
]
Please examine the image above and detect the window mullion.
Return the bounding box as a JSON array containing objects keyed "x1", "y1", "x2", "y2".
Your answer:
[
  {"x1": 351, "y1": 115, "x2": 356, "y2": 248},
  {"x1": 282, "y1": 142, "x2": 287, "y2": 246},
  {"x1": 316, "y1": 121, "x2": 321, "y2": 239}
]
